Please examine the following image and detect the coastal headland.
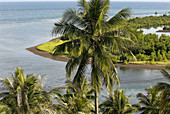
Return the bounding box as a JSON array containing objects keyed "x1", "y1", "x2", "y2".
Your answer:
[{"x1": 26, "y1": 38, "x2": 166, "y2": 70}]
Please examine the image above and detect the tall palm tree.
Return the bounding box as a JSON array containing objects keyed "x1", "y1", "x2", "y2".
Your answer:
[
  {"x1": 99, "y1": 88, "x2": 138, "y2": 114},
  {"x1": 0, "y1": 67, "x2": 52, "y2": 114},
  {"x1": 156, "y1": 69, "x2": 170, "y2": 114},
  {"x1": 52, "y1": 0, "x2": 132, "y2": 113},
  {"x1": 137, "y1": 85, "x2": 160, "y2": 114},
  {"x1": 51, "y1": 76, "x2": 95, "y2": 113}
]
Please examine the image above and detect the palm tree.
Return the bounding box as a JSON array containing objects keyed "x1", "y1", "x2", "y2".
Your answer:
[
  {"x1": 51, "y1": 76, "x2": 95, "y2": 113},
  {"x1": 156, "y1": 69, "x2": 170, "y2": 113},
  {"x1": 137, "y1": 85, "x2": 160, "y2": 114},
  {"x1": 99, "y1": 88, "x2": 138, "y2": 114},
  {"x1": 52, "y1": 0, "x2": 132, "y2": 113},
  {"x1": 0, "y1": 67, "x2": 52, "y2": 114},
  {"x1": 0, "y1": 103, "x2": 11, "y2": 114}
]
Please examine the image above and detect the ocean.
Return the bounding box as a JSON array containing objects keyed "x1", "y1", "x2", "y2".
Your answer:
[{"x1": 0, "y1": 2, "x2": 169, "y2": 104}]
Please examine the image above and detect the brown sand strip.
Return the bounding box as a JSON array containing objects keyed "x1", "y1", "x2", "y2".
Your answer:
[
  {"x1": 26, "y1": 46, "x2": 70, "y2": 62},
  {"x1": 156, "y1": 30, "x2": 170, "y2": 32},
  {"x1": 115, "y1": 63, "x2": 165, "y2": 70},
  {"x1": 26, "y1": 39, "x2": 166, "y2": 70}
]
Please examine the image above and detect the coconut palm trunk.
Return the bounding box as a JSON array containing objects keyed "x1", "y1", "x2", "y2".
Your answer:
[
  {"x1": 17, "y1": 92, "x2": 21, "y2": 108},
  {"x1": 21, "y1": 89, "x2": 29, "y2": 114},
  {"x1": 95, "y1": 89, "x2": 99, "y2": 114}
]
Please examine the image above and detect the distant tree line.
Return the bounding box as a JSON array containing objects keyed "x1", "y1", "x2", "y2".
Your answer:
[{"x1": 126, "y1": 15, "x2": 170, "y2": 29}]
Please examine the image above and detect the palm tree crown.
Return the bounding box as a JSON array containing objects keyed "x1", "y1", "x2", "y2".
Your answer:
[
  {"x1": 52, "y1": 0, "x2": 132, "y2": 92},
  {"x1": 137, "y1": 85, "x2": 160, "y2": 114},
  {"x1": 0, "y1": 67, "x2": 51, "y2": 114},
  {"x1": 51, "y1": 76, "x2": 95, "y2": 113},
  {"x1": 99, "y1": 88, "x2": 138, "y2": 114},
  {"x1": 52, "y1": 0, "x2": 132, "y2": 113}
]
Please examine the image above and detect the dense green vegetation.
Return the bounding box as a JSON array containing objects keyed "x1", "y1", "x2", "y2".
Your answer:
[
  {"x1": 163, "y1": 26, "x2": 170, "y2": 30},
  {"x1": 126, "y1": 34, "x2": 170, "y2": 62},
  {"x1": 126, "y1": 15, "x2": 170, "y2": 29},
  {"x1": 1, "y1": 0, "x2": 170, "y2": 113},
  {"x1": 37, "y1": 15, "x2": 170, "y2": 65},
  {"x1": 0, "y1": 68, "x2": 52, "y2": 114},
  {"x1": 1, "y1": 67, "x2": 169, "y2": 113}
]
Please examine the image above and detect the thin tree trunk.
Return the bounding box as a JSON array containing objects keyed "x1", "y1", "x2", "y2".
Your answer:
[
  {"x1": 21, "y1": 89, "x2": 29, "y2": 114},
  {"x1": 95, "y1": 89, "x2": 98, "y2": 114},
  {"x1": 16, "y1": 92, "x2": 21, "y2": 113},
  {"x1": 17, "y1": 92, "x2": 21, "y2": 108}
]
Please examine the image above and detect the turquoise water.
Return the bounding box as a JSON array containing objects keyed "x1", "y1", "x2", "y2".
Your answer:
[{"x1": 0, "y1": 2, "x2": 169, "y2": 105}]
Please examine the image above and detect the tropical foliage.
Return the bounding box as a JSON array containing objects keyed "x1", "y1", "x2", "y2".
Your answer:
[
  {"x1": 156, "y1": 69, "x2": 170, "y2": 114},
  {"x1": 99, "y1": 88, "x2": 138, "y2": 114},
  {"x1": 0, "y1": 68, "x2": 170, "y2": 114},
  {"x1": 126, "y1": 15, "x2": 170, "y2": 29},
  {"x1": 137, "y1": 86, "x2": 161, "y2": 114},
  {"x1": 37, "y1": 15, "x2": 170, "y2": 64},
  {"x1": 1, "y1": 0, "x2": 170, "y2": 114},
  {"x1": 52, "y1": 0, "x2": 133, "y2": 113},
  {"x1": 0, "y1": 67, "x2": 52, "y2": 114},
  {"x1": 137, "y1": 70, "x2": 170, "y2": 114},
  {"x1": 129, "y1": 33, "x2": 170, "y2": 62},
  {"x1": 51, "y1": 76, "x2": 95, "y2": 114}
]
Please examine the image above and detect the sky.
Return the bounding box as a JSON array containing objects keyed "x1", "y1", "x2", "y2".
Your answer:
[{"x1": 0, "y1": 0, "x2": 169, "y2": 2}]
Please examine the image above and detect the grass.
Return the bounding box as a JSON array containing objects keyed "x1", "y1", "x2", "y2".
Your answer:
[{"x1": 37, "y1": 39, "x2": 68, "y2": 54}]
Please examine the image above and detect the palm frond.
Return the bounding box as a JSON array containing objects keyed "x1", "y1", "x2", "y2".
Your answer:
[
  {"x1": 156, "y1": 82, "x2": 170, "y2": 91},
  {"x1": 107, "y1": 8, "x2": 131, "y2": 26},
  {"x1": 65, "y1": 57, "x2": 80, "y2": 80},
  {"x1": 94, "y1": 0, "x2": 110, "y2": 34},
  {"x1": 53, "y1": 38, "x2": 80, "y2": 55},
  {"x1": 0, "y1": 77, "x2": 14, "y2": 91},
  {"x1": 78, "y1": 0, "x2": 89, "y2": 11},
  {"x1": 73, "y1": 50, "x2": 89, "y2": 84},
  {"x1": 160, "y1": 69, "x2": 170, "y2": 81}
]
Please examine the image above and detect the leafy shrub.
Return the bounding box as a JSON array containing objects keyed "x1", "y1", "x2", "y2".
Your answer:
[
  {"x1": 112, "y1": 56, "x2": 118, "y2": 64},
  {"x1": 165, "y1": 64, "x2": 170, "y2": 70},
  {"x1": 166, "y1": 51, "x2": 170, "y2": 59},
  {"x1": 124, "y1": 60, "x2": 128, "y2": 64},
  {"x1": 150, "y1": 59, "x2": 155, "y2": 64},
  {"x1": 157, "y1": 50, "x2": 163, "y2": 61},
  {"x1": 136, "y1": 53, "x2": 147, "y2": 61},
  {"x1": 120, "y1": 55, "x2": 129, "y2": 63}
]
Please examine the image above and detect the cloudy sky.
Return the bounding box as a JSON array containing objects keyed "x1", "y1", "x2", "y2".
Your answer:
[{"x1": 0, "y1": 0, "x2": 169, "y2": 2}]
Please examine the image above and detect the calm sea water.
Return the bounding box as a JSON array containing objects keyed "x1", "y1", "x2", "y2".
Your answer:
[{"x1": 0, "y1": 2, "x2": 170, "y2": 104}]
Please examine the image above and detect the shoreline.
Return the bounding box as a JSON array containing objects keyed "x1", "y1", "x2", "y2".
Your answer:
[
  {"x1": 156, "y1": 30, "x2": 170, "y2": 32},
  {"x1": 26, "y1": 38, "x2": 167, "y2": 70}
]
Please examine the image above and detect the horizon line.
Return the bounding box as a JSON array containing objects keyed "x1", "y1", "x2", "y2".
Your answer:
[{"x1": 0, "y1": 1, "x2": 169, "y2": 2}]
